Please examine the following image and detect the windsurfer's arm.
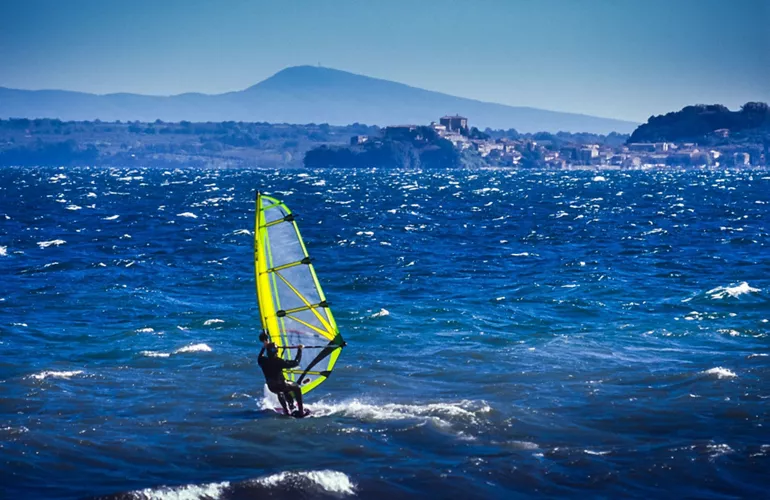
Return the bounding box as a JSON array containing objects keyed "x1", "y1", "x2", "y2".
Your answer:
[
  {"x1": 294, "y1": 345, "x2": 303, "y2": 364},
  {"x1": 281, "y1": 345, "x2": 303, "y2": 368},
  {"x1": 257, "y1": 347, "x2": 266, "y2": 366}
]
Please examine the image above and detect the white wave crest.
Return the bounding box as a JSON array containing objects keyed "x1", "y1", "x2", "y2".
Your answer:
[
  {"x1": 0, "y1": 246, "x2": 6, "y2": 256},
  {"x1": 254, "y1": 470, "x2": 356, "y2": 495},
  {"x1": 103, "y1": 215, "x2": 120, "y2": 220},
  {"x1": 703, "y1": 367, "x2": 737, "y2": 379},
  {"x1": 37, "y1": 239, "x2": 66, "y2": 249},
  {"x1": 127, "y1": 470, "x2": 356, "y2": 499},
  {"x1": 232, "y1": 229, "x2": 251, "y2": 235},
  {"x1": 707, "y1": 443, "x2": 734, "y2": 460},
  {"x1": 204, "y1": 319, "x2": 224, "y2": 326},
  {"x1": 28, "y1": 370, "x2": 84, "y2": 380},
  {"x1": 592, "y1": 176, "x2": 607, "y2": 182},
  {"x1": 140, "y1": 351, "x2": 171, "y2": 358},
  {"x1": 65, "y1": 204, "x2": 82, "y2": 211},
  {"x1": 707, "y1": 282, "x2": 760, "y2": 299},
  {"x1": 136, "y1": 327, "x2": 155, "y2": 333},
  {"x1": 176, "y1": 212, "x2": 198, "y2": 219},
  {"x1": 511, "y1": 252, "x2": 530, "y2": 257},
  {"x1": 129, "y1": 480, "x2": 229, "y2": 500},
  {"x1": 370, "y1": 308, "x2": 389, "y2": 318},
  {"x1": 305, "y1": 399, "x2": 490, "y2": 427},
  {"x1": 175, "y1": 343, "x2": 212, "y2": 354}
]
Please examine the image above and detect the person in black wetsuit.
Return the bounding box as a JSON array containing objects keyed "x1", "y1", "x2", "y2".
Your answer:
[{"x1": 257, "y1": 337, "x2": 305, "y2": 417}]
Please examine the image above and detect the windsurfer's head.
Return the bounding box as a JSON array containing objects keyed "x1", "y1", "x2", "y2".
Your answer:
[
  {"x1": 265, "y1": 342, "x2": 279, "y2": 358},
  {"x1": 258, "y1": 331, "x2": 269, "y2": 343}
]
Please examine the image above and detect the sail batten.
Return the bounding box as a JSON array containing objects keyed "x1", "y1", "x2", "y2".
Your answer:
[{"x1": 254, "y1": 192, "x2": 345, "y2": 394}]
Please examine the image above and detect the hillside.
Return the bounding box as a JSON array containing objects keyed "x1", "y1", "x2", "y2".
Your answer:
[
  {"x1": 628, "y1": 102, "x2": 770, "y2": 143},
  {"x1": 0, "y1": 66, "x2": 637, "y2": 134}
]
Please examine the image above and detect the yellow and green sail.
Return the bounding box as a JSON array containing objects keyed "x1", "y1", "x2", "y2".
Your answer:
[{"x1": 254, "y1": 192, "x2": 345, "y2": 395}]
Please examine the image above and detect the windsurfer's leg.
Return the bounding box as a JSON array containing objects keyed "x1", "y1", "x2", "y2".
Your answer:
[
  {"x1": 283, "y1": 389, "x2": 295, "y2": 409},
  {"x1": 276, "y1": 392, "x2": 290, "y2": 415},
  {"x1": 285, "y1": 381, "x2": 304, "y2": 415}
]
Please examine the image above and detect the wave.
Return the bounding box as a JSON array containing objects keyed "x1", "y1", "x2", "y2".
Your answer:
[
  {"x1": 370, "y1": 308, "x2": 389, "y2": 318},
  {"x1": 124, "y1": 470, "x2": 355, "y2": 499},
  {"x1": 129, "y1": 481, "x2": 229, "y2": 499},
  {"x1": 103, "y1": 215, "x2": 120, "y2": 220},
  {"x1": 65, "y1": 204, "x2": 82, "y2": 210},
  {"x1": 707, "y1": 282, "x2": 761, "y2": 300},
  {"x1": 174, "y1": 343, "x2": 212, "y2": 354},
  {"x1": 140, "y1": 351, "x2": 171, "y2": 358},
  {"x1": 255, "y1": 470, "x2": 355, "y2": 495},
  {"x1": 702, "y1": 367, "x2": 737, "y2": 379},
  {"x1": 0, "y1": 246, "x2": 6, "y2": 256},
  {"x1": 28, "y1": 370, "x2": 84, "y2": 380},
  {"x1": 176, "y1": 212, "x2": 198, "y2": 219},
  {"x1": 295, "y1": 398, "x2": 491, "y2": 427},
  {"x1": 37, "y1": 239, "x2": 66, "y2": 249},
  {"x1": 203, "y1": 319, "x2": 224, "y2": 326}
]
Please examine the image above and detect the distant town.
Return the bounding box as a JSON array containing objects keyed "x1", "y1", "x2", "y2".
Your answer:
[{"x1": 346, "y1": 113, "x2": 767, "y2": 169}]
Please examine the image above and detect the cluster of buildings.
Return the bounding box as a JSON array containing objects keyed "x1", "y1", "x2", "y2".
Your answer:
[{"x1": 350, "y1": 115, "x2": 767, "y2": 168}]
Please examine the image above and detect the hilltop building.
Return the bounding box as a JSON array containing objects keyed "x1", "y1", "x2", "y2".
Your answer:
[
  {"x1": 384, "y1": 125, "x2": 419, "y2": 140},
  {"x1": 440, "y1": 115, "x2": 468, "y2": 133}
]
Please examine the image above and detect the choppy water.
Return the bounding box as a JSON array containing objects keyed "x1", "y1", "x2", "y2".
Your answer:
[{"x1": 1, "y1": 166, "x2": 769, "y2": 499}]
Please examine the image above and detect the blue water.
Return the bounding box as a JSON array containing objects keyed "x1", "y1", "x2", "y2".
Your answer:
[{"x1": 1, "y1": 166, "x2": 769, "y2": 499}]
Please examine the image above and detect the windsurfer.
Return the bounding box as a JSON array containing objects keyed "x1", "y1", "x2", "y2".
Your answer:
[{"x1": 257, "y1": 334, "x2": 306, "y2": 417}]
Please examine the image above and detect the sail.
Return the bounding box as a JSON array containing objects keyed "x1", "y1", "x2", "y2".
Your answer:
[{"x1": 254, "y1": 193, "x2": 345, "y2": 395}]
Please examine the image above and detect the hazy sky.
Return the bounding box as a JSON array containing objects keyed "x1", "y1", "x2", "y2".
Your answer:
[{"x1": 1, "y1": 0, "x2": 768, "y2": 122}]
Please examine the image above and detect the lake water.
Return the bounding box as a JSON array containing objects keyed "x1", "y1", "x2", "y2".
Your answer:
[{"x1": 1, "y1": 166, "x2": 769, "y2": 499}]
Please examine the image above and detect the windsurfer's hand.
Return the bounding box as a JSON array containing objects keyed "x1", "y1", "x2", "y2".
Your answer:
[{"x1": 298, "y1": 344, "x2": 304, "y2": 350}]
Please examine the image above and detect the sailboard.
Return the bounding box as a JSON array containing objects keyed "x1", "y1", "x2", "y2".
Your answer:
[{"x1": 254, "y1": 192, "x2": 345, "y2": 397}]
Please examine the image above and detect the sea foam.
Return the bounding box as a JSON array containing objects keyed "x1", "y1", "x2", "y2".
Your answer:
[
  {"x1": 28, "y1": 370, "x2": 84, "y2": 380},
  {"x1": 174, "y1": 343, "x2": 212, "y2": 354},
  {"x1": 126, "y1": 470, "x2": 356, "y2": 499},
  {"x1": 370, "y1": 308, "x2": 389, "y2": 318},
  {"x1": 140, "y1": 351, "x2": 171, "y2": 358},
  {"x1": 37, "y1": 239, "x2": 66, "y2": 249},
  {"x1": 254, "y1": 470, "x2": 356, "y2": 495},
  {"x1": 129, "y1": 480, "x2": 229, "y2": 500},
  {"x1": 708, "y1": 282, "x2": 760, "y2": 299},
  {"x1": 702, "y1": 367, "x2": 737, "y2": 379}
]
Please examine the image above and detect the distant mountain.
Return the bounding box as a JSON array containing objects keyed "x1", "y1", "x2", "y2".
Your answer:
[{"x1": 0, "y1": 66, "x2": 637, "y2": 133}]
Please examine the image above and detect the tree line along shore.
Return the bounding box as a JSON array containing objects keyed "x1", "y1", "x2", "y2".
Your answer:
[{"x1": 1, "y1": 102, "x2": 767, "y2": 168}]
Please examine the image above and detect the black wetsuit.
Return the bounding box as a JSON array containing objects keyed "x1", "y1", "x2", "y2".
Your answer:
[{"x1": 258, "y1": 347, "x2": 303, "y2": 405}]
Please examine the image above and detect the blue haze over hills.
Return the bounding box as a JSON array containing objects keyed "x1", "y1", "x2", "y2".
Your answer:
[{"x1": 0, "y1": 66, "x2": 637, "y2": 134}]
